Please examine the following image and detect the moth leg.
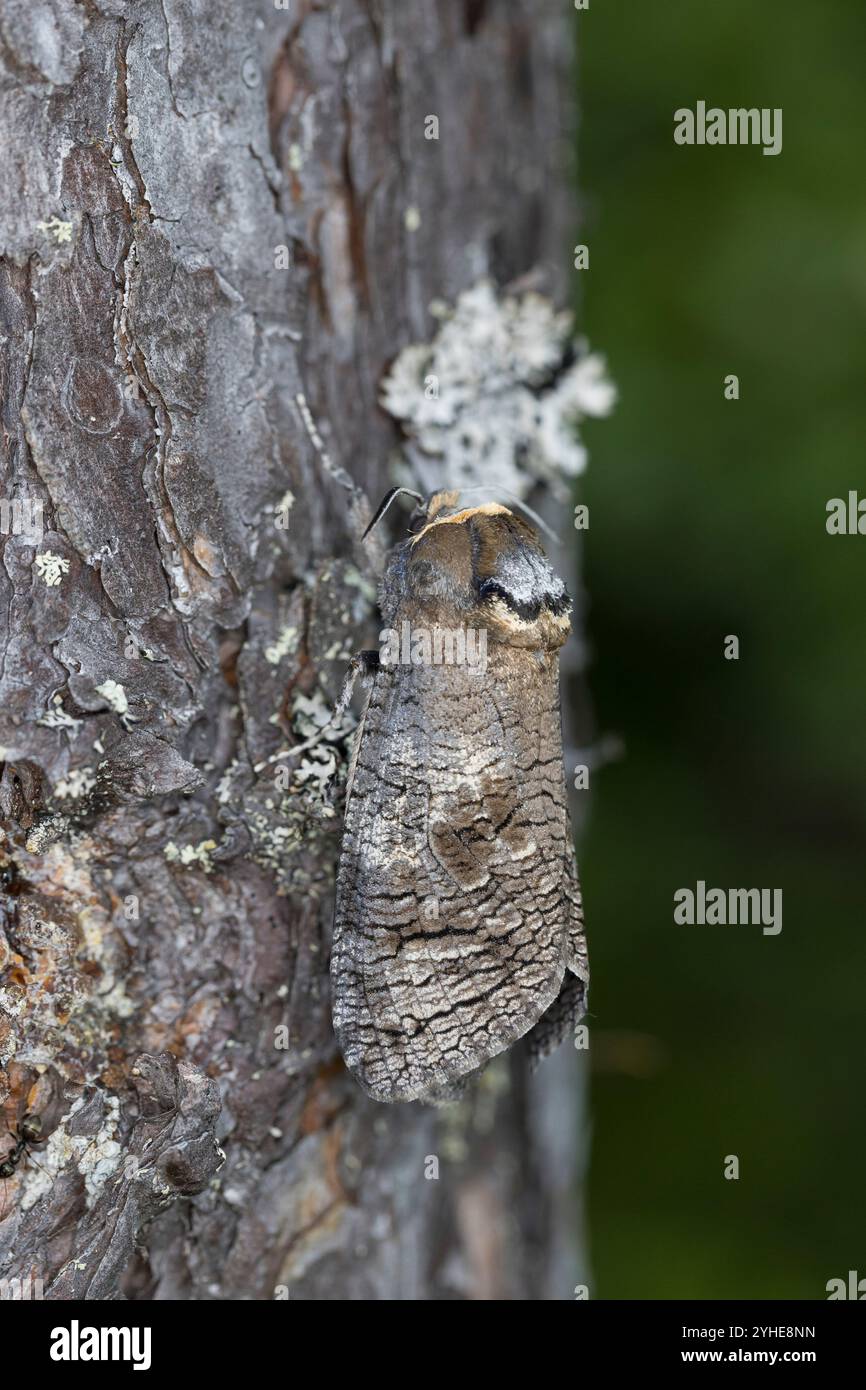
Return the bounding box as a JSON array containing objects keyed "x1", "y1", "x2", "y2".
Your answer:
[
  {"x1": 254, "y1": 650, "x2": 380, "y2": 772},
  {"x1": 333, "y1": 650, "x2": 380, "y2": 721}
]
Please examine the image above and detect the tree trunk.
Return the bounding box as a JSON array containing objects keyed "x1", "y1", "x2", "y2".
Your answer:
[{"x1": 0, "y1": 0, "x2": 589, "y2": 1300}]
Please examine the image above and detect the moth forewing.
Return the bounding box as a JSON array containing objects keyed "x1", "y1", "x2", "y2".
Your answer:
[{"x1": 331, "y1": 493, "x2": 588, "y2": 1103}]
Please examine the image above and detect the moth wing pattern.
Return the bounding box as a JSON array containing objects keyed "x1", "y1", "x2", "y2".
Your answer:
[
  {"x1": 526, "y1": 837, "x2": 588, "y2": 1065},
  {"x1": 525, "y1": 972, "x2": 586, "y2": 1066},
  {"x1": 332, "y1": 651, "x2": 587, "y2": 1103}
]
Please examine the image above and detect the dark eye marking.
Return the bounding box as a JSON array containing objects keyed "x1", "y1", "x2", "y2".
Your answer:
[{"x1": 478, "y1": 578, "x2": 570, "y2": 621}]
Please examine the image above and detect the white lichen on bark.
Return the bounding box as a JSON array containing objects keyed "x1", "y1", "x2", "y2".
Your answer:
[
  {"x1": 381, "y1": 280, "x2": 616, "y2": 500},
  {"x1": 33, "y1": 551, "x2": 70, "y2": 586}
]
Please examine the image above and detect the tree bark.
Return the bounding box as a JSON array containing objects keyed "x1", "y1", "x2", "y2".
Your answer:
[{"x1": 0, "y1": 0, "x2": 588, "y2": 1300}]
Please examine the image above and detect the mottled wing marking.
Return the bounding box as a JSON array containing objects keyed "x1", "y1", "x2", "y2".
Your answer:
[
  {"x1": 332, "y1": 653, "x2": 587, "y2": 1102},
  {"x1": 427, "y1": 771, "x2": 538, "y2": 889}
]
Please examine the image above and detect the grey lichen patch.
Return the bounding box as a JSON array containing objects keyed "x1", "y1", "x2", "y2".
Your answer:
[
  {"x1": 53, "y1": 767, "x2": 97, "y2": 801},
  {"x1": 291, "y1": 689, "x2": 354, "y2": 748},
  {"x1": 215, "y1": 758, "x2": 243, "y2": 806},
  {"x1": 242, "y1": 694, "x2": 353, "y2": 893},
  {"x1": 294, "y1": 746, "x2": 342, "y2": 800},
  {"x1": 381, "y1": 279, "x2": 616, "y2": 500},
  {"x1": 307, "y1": 559, "x2": 377, "y2": 706},
  {"x1": 281, "y1": 690, "x2": 356, "y2": 802},
  {"x1": 244, "y1": 784, "x2": 338, "y2": 895},
  {"x1": 21, "y1": 1095, "x2": 123, "y2": 1212},
  {"x1": 0, "y1": 837, "x2": 129, "y2": 1069}
]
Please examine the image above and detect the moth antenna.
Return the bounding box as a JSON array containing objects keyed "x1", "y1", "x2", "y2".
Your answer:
[
  {"x1": 294, "y1": 392, "x2": 360, "y2": 499},
  {"x1": 457, "y1": 487, "x2": 559, "y2": 546},
  {"x1": 361, "y1": 487, "x2": 426, "y2": 540}
]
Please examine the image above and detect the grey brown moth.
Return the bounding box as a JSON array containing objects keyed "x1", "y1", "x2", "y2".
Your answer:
[{"x1": 331, "y1": 490, "x2": 589, "y2": 1103}]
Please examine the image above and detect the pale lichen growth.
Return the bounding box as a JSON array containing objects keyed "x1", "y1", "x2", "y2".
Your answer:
[
  {"x1": 341, "y1": 563, "x2": 377, "y2": 605},
  {"x1": 93, "y1": 978, "x2": 136, "y2": 1020},
  {"x1": 294, "y1": 749, "x2": 340, "y2": 804},
  {"x1": 164, "y1": 838, "x2": 218, "y2": 873},
  {"x1": 95, "y1": 679, "x2": 128, "y2": 715},
  {"x1": 34, "y1": 551, "x2": 70, "y2": 586},
  {"x1": 323, "y1": 639, "x2": 353, "y2": 661},
  {"x1": 36, "y1": 215, "x2": 74, "y2": 244},
  {"x1": 264, "y1": 625, "x2": 299, "y2": 666},
  {"x1": 37, "y1": 699, "x2": 82, "y2": 735},
  {"x1": 380, "y1": 279, "x2": 615, "y2": 500},
  {"x1": 292, "y1": 690, "x2": 351, "y2": 744},
  {"x1": 20, "y1": 1096, "x2": 123, "y2": 1212},
  {"x1": 54, "y1": 767, "x2": 97, "y2": 800},
  {"x1": 243, "y1": 688, "x2": 355, "y2": 890},
  {"x1": 95, "y1": 678, "x2": 137, "y2": 729},
  {"x1": 215, "y1": 758, "x2": 242, "y2": 805}
]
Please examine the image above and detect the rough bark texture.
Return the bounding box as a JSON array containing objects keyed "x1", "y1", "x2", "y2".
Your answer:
[{"x1": 0, "y1": 0, "x2": 588, "y2": 1300}]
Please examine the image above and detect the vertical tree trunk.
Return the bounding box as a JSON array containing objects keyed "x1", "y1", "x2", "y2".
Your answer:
[{"x1": 0, "y1": 0, "x2": 589, "y2": 1300}]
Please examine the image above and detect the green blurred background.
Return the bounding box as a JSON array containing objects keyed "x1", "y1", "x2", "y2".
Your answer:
[{"x1": 575, "y1": 1, "x2": 866, "y2": 1298}]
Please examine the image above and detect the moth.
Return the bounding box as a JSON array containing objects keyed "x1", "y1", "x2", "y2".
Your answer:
[{"x1": 331, "y1": 490, "x2": 588, "y2": 1103}]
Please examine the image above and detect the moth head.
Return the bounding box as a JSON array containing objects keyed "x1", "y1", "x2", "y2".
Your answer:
[{"x1": 379, "y1": 490, "x2": 571, "y2": 650}]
